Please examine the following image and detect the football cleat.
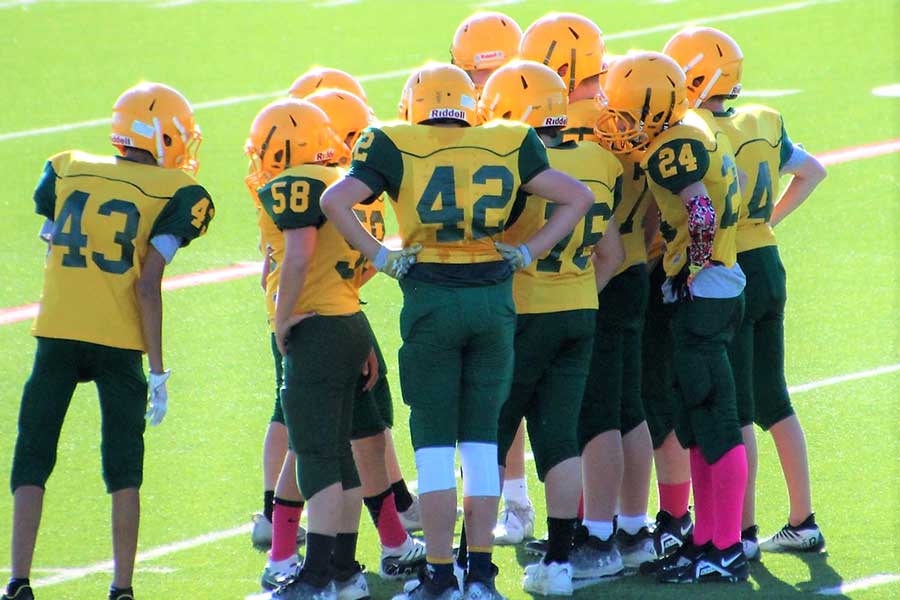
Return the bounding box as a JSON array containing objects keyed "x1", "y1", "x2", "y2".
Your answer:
[
  {"x1": 261, "y1": 557, "x2": 302, "y2": 591},
  {"x1": 691, "y1": 542, "x2": 750, "y2": 583},
  {"x1": 569, "y1": 526, "x2": 624, "y2": 579},
  {"x1": 396, "y1": 568, "x2": 462, "y2": 600},
  {"x1": 615, "y1": 526, "x2": 657, "y2": 570},
  {"x1": 398, "y1": 495, "x2": 423, "y2": 533},
  {"x1": 651, "y1": 537, "x2": 707, "y2": 582},
  {"x1": 741, "y1": 525, "x2": 761, "y2": 562},
  {"x1": 334, "y1": 562, "x2": 370, "y2": 600},
  {"x1": 272, "y1": 572, "x2": 337, "y2": 600},
  {"x1": 109, "y1": 591, "x2": 135, "y2": 600},
  {"x1": 251, "y1": 512, "x2": 307, "y2": 551},
  {"x1": 492, "y1": 499, "x2": 535, "y2": 545},
  {"x1": 759, "y1": 514, "x2": 825, "y2": 553},
  {"x1": 651, "y1": 510, "x2": 693, "y2": 558},
  {"x1": 522, "y1": 561, "x2": 573, "y2": 596},
  {"x1": 1, "y1": 584, "x2": 34, "y2": 600},
  {"x1": 380, "y1": 536, "x2": 427, "y2": 580},
  {"x1": 523, "y1": 538, "x2": 548, "y2": 556},
  {"x1": 462, "y1": 566, "x2": 506, "y2": 600}
]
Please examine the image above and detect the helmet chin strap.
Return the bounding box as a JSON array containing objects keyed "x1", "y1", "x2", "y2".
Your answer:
[{"x1": 153, "y1": 117, "x2": 164, "y2": 166}]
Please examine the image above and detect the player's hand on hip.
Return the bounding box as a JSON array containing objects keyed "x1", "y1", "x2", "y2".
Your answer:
[
  {"x1": 275, "y1": 311, "x2": 317, "y2": 356},
  {"x1": 361, "y1": 347, "x2": 379, "y2": 392},
  {"x1": 146, "y1": 369, "x2": 171, "y2": 426},
  {"x1": 494, "y1": 241, "x2": 533, "y2": 270},
  {"x1": 373, "y1": 243, "x2": 422, "y2": 279}
]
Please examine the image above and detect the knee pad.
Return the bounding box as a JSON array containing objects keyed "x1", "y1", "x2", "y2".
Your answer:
[
  {"x1": 458, "y1": 442, "x2": 500, "y2": 497},
  {"x1": 414, "y1": 446, "x2": 456, "y2": 494}
]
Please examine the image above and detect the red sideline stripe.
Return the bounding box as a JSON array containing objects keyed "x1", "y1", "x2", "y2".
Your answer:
[
  {"x1": 817, "y1": 138, "x2": 900, "y2": 166},
  {"x1": 1, "y1": 137, "x2": 898, "y2": 327}
]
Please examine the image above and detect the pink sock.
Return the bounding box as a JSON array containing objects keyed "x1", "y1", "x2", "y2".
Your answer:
[
  {"x1": 689, "y1": 447, "x2": 713, "y2": 546},
  {"x1": 377, "y1": 493, "x2": 409, "y2": 549},
  {"x1": 658, "y1": 481, "x2": 691, "y2": 519},
  {"x1": 711, "y1": 445, "x2": 748, "y2": 550},
  {"x1": 577, "y1": 494, "x2": 584, "y2": 521},
  {"x1": 271, "y1": 499, "x2": 302, "y2": 562}
]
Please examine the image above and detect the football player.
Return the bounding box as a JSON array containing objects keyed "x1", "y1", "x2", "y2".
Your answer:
[
  {"x1": 479, "y1": 60, "x2": 624, "y2": 595},
  {"x1": 3, "y1": 82, "x2": 213, "y2": 600},
  {"x1": 451, "y1": 11, "x2": 522, "y2": 94},
  {"x1": 664, "y1": 26, "x2": 827, "y2": 558},
  {"x1": 450, "y1": 10, "x2": 533, "y2": 547},
  {"x1": 520, "y1": 15, "x2": 658, "y2": 571},
  {"x1": 595, "y1": 51, "x2": 749, "y2": 584},
  {"x1": 321, "y1": 62, "x2": 594, "y2": 600},
  {"x1": 248, "y1": 98, "x2": 393, "y2": 600},
  {"x1": 289, "y1": 67, "x2": 368, "y2": 103}
]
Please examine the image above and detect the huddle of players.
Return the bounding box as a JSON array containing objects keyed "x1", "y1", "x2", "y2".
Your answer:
[
  {"x1": 3, "y1": 9, "x2": 827, "y2": 600},
  {"x1": 241, "y1": 9, "x2": 826, "y2": 600}
]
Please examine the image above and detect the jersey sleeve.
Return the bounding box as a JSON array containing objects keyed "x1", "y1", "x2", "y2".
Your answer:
[
  {"x1": 645, "y1": 137, "x2": 711, "y2": 194},
  {"x1": 33, "y1": 160, "x2": 59, "y2": 220},
  {"x1": 518, "y1": 127, "x2": 551, "y2": 184},
  {"x1": 150, "y1": 184, "x2": 215, "y2": 246},
  {"x1": 258, "y1": 175, "x2": 328, "y2": 230},
  {"x1": 779, "y1": 118, "x2": 795, "y2": 171},
  {"x1": 346, "y1": 127, "x2": 404, "y2": 199}
]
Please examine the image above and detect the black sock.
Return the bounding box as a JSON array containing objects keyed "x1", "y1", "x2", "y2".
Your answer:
[
  {"x1": 426, "y1": 562, "x2": 454, "y2": 586},
  {"x1": 545, "y1": 517, "x2": 577, "y2": 564},
  {"x1": 109, "y1": 585, "x2": 134, "y2": 599},
  {"x1": 363, "y1": 488, "x2": 391, "y2": 528},
  {"x1": 263, "y1": 490, "x2": 275, "y2": 522},
  {"x1": 467, "y1": 549, "x2": 493, "y2": 580},
  {"x1": 391, "y1": 479, "x2": 414, "y2": 512},
  {"x1": 456, "y1": 523, "x2": 468, "y2": 569},
  {"x1": 333, "y1": 532, "x2": 359, "y2": 572},
  {"x1": 303, "y1": 532, "x2": 336, "y2": 585},
  {"x1": 273, "y1": 496, "x2": 305, "y2": 509},
  {"x1": 6, "y1": 579, "x2": 29, "y2": 596}
]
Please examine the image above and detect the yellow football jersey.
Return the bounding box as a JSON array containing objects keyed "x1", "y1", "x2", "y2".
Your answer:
[
  {"x1": 504, "y1": 142, "x2": 619, "y2": 314},
  {"x1": 561, "y1": 99, "x2": 601, "y2": 143},
  {"x1": 32, "y1": 151, "x2": 213, "y2": 351},
  {"x1": 614, "y1": 154, "x2": 651, "y2": 274},
  {"x1": 641, "y1": 111, "x2": 742, "y2": 277},
  {"x1": 258, "y1": 164, "x2": 369, "y2": 316},
  {"x1": 347, "y1": 120, "x2": 549, "y2": 265},
  {"x1": 705, "y1": 106, "x2": 795, "y2": 253}
]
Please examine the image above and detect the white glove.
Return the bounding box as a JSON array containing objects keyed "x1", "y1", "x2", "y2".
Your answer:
[{"x1": 146, "y1": 369, "x2": 171, "y2": 426}]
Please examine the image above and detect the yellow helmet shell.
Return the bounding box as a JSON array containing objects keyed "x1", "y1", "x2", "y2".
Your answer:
[
  {"x1": 479, "y1": 60, "x2": 568, "y2": 128},
  {"x1": 519, "y1": 12, "x2": 606, "y2": 92},
  {"x1": 305, "y1": 89, "x2": 372, "y2": 167},
  {"x1": 288, "y1": 67, "x2": 368, "y2": 103},
  {"x1": 406, "y1": 63, "x2": 478, "y2": 127},
  {"x1": 594, "y1": 51, "x2": 688, "y2": 154},
  {"x1": 451, "y1": 11, "x2": 523, "y2": 72},
  {"x1": 663, "y1": 27, "x2": 743, "y2": 107},
  {"x1": 111, "y1": 81, "x2": 201, "y2": 173}
]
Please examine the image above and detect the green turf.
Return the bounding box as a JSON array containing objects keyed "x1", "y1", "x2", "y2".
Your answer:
[{"x1": 0, "y1": 0, "x2": 898, "y2": 599}]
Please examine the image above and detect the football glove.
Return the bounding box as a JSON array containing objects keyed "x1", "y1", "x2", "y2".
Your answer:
[
  {"x1": 686, "y1": 194, "x2": 717, "y2": 278},
  {"x1": 145, "y1": 369, "x2": 171, "y2": 427},
  {"x1": 494, "y1": 242, "x2": 533, "y2": 270},
  {"x1": 373, "y1": 243, "x2": 422, "y2": 279}
]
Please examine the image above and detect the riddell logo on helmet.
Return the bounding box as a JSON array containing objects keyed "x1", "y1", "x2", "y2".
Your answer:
[
  {"x1": 315, "y1": 149, "x2": 335, "y2": 162},
  {"x1": 474, "y1": 50, "x2": 504, "y2": 65},
  {"x1": 542, "y1": 116, "x2": 568, "y2": 127},
  {"x1": 429, "y1": 108, "x2": 467, "y2": 120},
  {"x1": 111, "y1": 134, "x2": 134, "y2": 146}
]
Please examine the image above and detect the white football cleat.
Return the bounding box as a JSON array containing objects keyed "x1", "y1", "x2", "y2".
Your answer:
[
  {"x1": 492, "y1": 500, "x2": 534, "y2": 545},
  {"x1": 523, "y1": 561, "x2": 573, "y2": 596}
]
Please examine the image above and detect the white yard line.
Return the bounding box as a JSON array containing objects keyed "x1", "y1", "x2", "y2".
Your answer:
[
  {"x1": 816, "y1": 573, "x2": 900, "y2": 595},
  {"x1": 311, "y1": 0, "x2": 358, "y2": 7},
  {"x1": 787, "y1": 364, "x2": 900, "y2": 394},
  {"x1": 0, "y1": 0, "x2": 840, "y2": 143},
  {"x1": 739, "y1": 89, "x2": 801, "y2": 97},
  {"x1": 0, "y1": 0, "x2": 36, "y2": 8},
  {"x1": 475, "y1": 0, "x2": 523, "y2": 8},
  {"x1": 152, "y1": 0, "x2": 195, "y2": 7}
]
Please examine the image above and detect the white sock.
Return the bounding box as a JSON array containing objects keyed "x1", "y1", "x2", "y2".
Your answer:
[
  {"x1": 617, "y1": 514, "x2": 649, "y2": 535},
  {"x1": 583, "y1": 519, "x2": 614, "y2": 541},
  {"x1": 502, "y1": 477, "x2": 530, "y2": 505}
]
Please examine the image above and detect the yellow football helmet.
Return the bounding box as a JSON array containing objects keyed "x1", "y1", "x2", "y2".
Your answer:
[
  {"x1": 663, "y1": 27, "x2": 743, "y2": 107},
  {"x1": 244, "y1": 98, "x2": 343, "y2": 191},
  {"x1": 451, "y1": 11, "x2": 522, "y2": 75},
  {"x1": 110, "y1": 82, "x2": 201, "y2": 173},
  {"x1": 288, "y1": 67, "x2": 368, "y2": 103},
  {"x1": 479, "y1": 60, "x2": 568, "y2": 128},
  {"x1": 397, "y1": 68, "x2": 420, "y2": 121},
  {"x1": 597, "y1": 53, "x2": 621, "y2": 90},
  {"x1": 406, "y1": 63, "x2": 478, "y2": 126},
  {"x1": 594, "y1": 51, "x2": 688, "y2": 154},
  {"x1": 305, "y1": 89, "x2": 373, "y2": 167},
  {"x1": 519, "y1": 13, "x2": 606, "y2": 92}
]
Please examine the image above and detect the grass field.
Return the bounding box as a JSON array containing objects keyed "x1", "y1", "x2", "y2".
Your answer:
[{"x1": 0, "y1": 0, "x2": 898, "y2": 598}]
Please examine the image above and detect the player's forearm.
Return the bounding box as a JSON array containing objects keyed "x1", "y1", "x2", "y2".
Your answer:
[
  {"x1": 328, "y1": 204, "x2": 383, "y2": 261},
  {"x1": 137, "y1": 282, "x2": 164, "y2": 373},
  {"x1": 771, "y1": 163, "x2": 826, "y2": 228}
]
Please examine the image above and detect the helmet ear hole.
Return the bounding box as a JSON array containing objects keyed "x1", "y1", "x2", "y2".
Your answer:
[
  {"x1": 692, "y1": 76, "x2": 705, "y2": 88},
  {"x1": 163, "y1": 133, "x2": 172, "y2": 147},
  {"x1": 502, "y1": 111, "x2": 512, "y2": 120},
  {"x1": 652, "y1": 111, "x2": 665, "y2": 123},
  {"x1": 273, "y1": 149, "x2": 284, "y2": 164}
]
